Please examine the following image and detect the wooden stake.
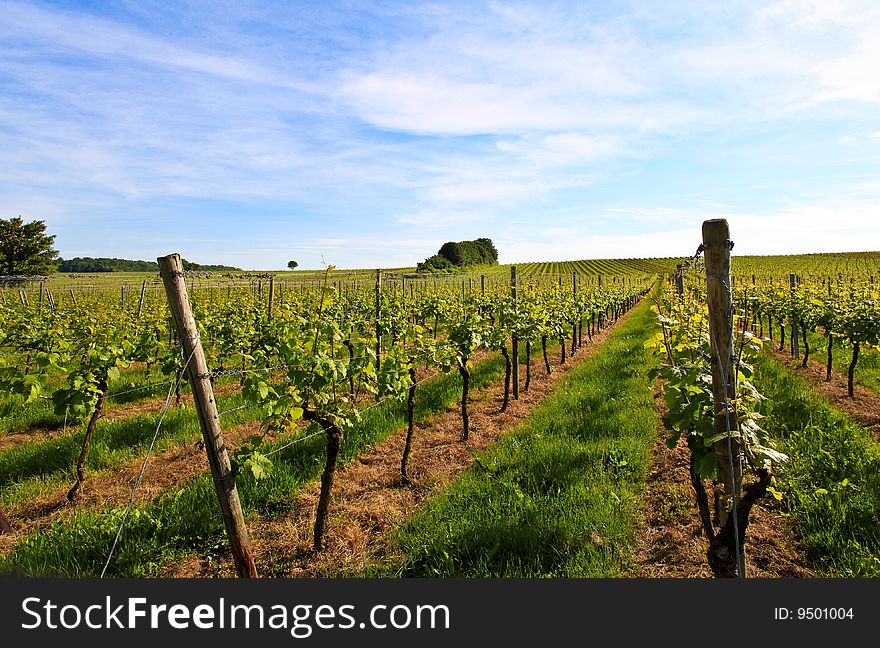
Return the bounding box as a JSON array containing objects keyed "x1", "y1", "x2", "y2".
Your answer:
[
  {"x1": 375, "y1": 269, "x2": 382, "y2": 396},
  {"x1": 157, "y1": 253, "x2": 258, "y2": 578},
  {"x1": 701, "y1": 220, "x2": 742, "y2": 528},
  {"x1": 268, "y1": 275, "x2": 275, "y2": 323},
  {"x1": 511, "y1": 265, "x2": 519, "y2": 400},
  {"x1": 790, "y1": 273, "x2": 799, "y2": 359},
  {"x1": 137, "y1": 279, "x2": 147, "y2": 318}
]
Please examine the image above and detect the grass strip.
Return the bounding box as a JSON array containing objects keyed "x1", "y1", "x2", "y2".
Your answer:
[
  {"x1": 373, "y1": 302, "x2": 659, "y2": 577},
  {"x1": 753, "y1": 352, "x2": 880, "y2": 577}
]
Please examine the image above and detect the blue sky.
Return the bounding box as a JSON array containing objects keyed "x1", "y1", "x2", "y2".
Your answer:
[{"x1": 1, "y1": 0, "x2": 878, "y2": 269}]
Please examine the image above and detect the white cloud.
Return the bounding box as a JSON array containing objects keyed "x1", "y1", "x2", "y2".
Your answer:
[{"x1": 497, "y1": 199, "x2": 880, "y2": 263}]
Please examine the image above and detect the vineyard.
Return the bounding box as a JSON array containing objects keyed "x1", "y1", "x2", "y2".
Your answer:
[{"x1": 0, "y1": 239, "x2": 879, "y2": 578}]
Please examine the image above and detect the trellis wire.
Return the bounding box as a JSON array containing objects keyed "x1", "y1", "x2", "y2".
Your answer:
[{"x1": 99, "y1": 341, "x2": 198, "y2": 578}]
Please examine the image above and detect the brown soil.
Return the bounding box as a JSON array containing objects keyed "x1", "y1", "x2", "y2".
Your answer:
[
  {"x1": 767, "y1": 347, "x2": 880, "y2": 438},
  {"x1": 162, "y1": 317, "x2": 632, "y2": 578},
  {"x1": 633, "y1": 385, "x2": 815, "y2": 578},
  {"x1": 0, "y1": 423, "x2": 71, "y2": 453}
]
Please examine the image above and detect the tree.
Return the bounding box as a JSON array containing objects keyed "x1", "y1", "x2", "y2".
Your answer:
[
  {"x1": 287, "y1": 260, "x2": 299, "y2": 270},
  {"x1": 0, "y1": 217, "x2": 59, "y2": 275}
]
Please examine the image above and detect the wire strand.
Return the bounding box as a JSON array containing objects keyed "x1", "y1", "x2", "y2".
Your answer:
[{"x1": 100, "y1": 342, "x2": 198, "y2": 578}]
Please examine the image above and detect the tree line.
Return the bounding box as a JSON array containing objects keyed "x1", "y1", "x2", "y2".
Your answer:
[{"x1": 1, "y1": 216, "x2": 240, "y2": 275}]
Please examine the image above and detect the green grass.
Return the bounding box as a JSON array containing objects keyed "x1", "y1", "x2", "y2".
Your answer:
[
  {"x1": 372, "y1": 301, "x2": 659, "y2": 578},
  {"x1": 753, "y1": 352, "x2": 880, "y2": 576},
  {"x1": 0, "y1": 347, "x2": 516, "y2": 576}
]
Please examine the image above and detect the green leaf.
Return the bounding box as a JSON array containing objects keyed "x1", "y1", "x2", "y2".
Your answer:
[
  {"x1": 247, "y1": 452, "x2": 273, "y2": 480},
  {"x1": 697, "y1": 452, "x2": 717, "y2": 478}
]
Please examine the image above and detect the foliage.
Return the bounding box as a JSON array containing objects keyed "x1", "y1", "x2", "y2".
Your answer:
[
  {"x1": 0, "y1": 216, "x2": 59, "y2": 276},
  {"x1": 646, "y1": 293, "x2": 787, "y2": 479},
  {"x1": 58, "y1": 256, "x2": 240, "y2": 272},
  {"x1": 416, "y1": 238, "x2": 499, "y2": 273}
]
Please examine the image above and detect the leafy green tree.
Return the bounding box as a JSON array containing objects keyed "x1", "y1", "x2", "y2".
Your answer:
[
  {"x1": 287, "y1": 260, "x2": 299, "y2": 270},
  {"x1": 0, "y1": 216, "x2": 59, "y2": 275}
]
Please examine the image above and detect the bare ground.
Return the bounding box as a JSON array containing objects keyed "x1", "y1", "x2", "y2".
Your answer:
[{"x1": 632, "y1": 385, "x2": 815, "y2": 578}]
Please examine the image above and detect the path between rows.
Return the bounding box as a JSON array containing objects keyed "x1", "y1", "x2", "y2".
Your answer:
[{"x1": 633, "y1": 385, "x2": 814, "y2": 578}]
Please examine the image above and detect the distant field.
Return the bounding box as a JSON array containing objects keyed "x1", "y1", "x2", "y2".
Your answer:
[{"x1": 11, "y1": 252, "x2": 878, "y2": 293}]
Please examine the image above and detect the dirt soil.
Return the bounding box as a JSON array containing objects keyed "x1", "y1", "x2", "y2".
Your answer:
[
  {"x1": 165, "y1": 317, "x2": 632, "y2": 577},
  {"x1": 767, "y1": 347, "x2": 880, "y2": 438},
  {"x1": 633, "y1": 385, "x2": 815, "y2": 578}
]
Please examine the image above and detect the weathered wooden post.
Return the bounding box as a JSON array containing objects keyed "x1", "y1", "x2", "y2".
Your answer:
[
  {"x1": 789, "y1": 273, "x2": 799, "y2": 359},
  {"x1": 267, "y1": 275, "x2": 275, "y2": 323},
  {"x1": 137, "y1": 279, "x2": 147, "y2": 318},
  {"x1": 702, "y1": 220, "x2": 742, "y2": 531},
  {"x1": 375, "y1": 269, "x2": 382, "y2": 399},
  {"x1": 158, "y1": 253, "x2": 258, "y2": 578},
  {"x1": 675, "y1": 264, "x2": 684, "y2": 297},
  {"x1": 511, "y1": 265, "x2": 519, "y2": 400},
  {"x1": 571, "y1": 272, "x2": 579, "y2": 353}
]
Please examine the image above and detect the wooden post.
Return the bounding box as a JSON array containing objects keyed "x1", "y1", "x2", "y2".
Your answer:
[
  {"x1": 39, "y1": 281, "x2": 44, "y2": 314},
  {"x1": 675, "y1": 264, "x2": 684, "y2": 297},
  {"x1": 375, "y1": 269, "x2": 382, "y2": 387},
  {"x1": 268, "y1": 275, "x2": 275, "y2": 323},
  {"x1": 790, "y1": 273, "x2": 799, "y2": 358},
  {"x1": 481, "y1": 274, "x2": 485, "y2": 296},
  {"x1": 511, "y1": 265, "x2": 519, "y2": 400},
  {"x1": 701, "y1": 220, "x2": 742, "y2": 530},
  {"x1": 157, "y1": 253, "x2": 258, "y2": 578},
  {"x1": 572, "y1": 272, "x2": 579, "y2": 351},
  {"x1": 137, "y1": 279, "x2": 147, "y2": 318},
  {"x1": 121, "y1": 284, "x2": 126, "y2": 309}
]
